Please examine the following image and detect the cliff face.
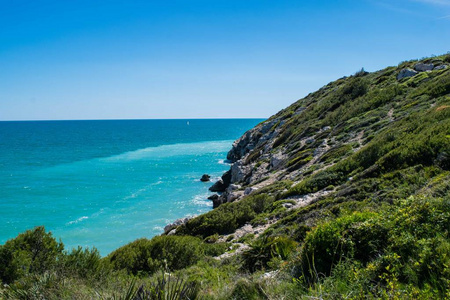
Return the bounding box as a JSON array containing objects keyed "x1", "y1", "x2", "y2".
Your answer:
[{"x1": 205, "y1": 55, "x2": 450, "y2": 222}]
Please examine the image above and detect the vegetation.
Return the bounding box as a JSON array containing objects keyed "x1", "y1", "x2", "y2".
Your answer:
[{"x1": 1, "y1": 54, "x2": 449, "y2": 298}]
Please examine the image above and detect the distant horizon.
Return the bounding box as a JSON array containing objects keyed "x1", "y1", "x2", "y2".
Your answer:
[{"x1": 0, "y1": 117, "x2": 267, "y2": 122}]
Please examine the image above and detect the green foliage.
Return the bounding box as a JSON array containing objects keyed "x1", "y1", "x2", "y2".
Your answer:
[
  {"x1": 294, "y1": 196, "x2": 450, "y2": 296},
  {"x1": 243, "y1": 236, "x2": 297, "y2": 272},
  {"x1": 133, "y1": 273, "x2": 198, "y2": 300},
  {"x1": 0, "y1": 226, "x2": 64, "y2": 284},
  {"x1": 108, "y1": 235, "x2": 224, "y2": 275},
  {"x1": 285, "y1": 170, "x2": 345, "y2": 197},
  {"x1": 62, "y1": 246, "x2": 111, "y2": 280},
  {"x1": 230, "y1": 278, "x2": 266, "y2": 300},
  {"x1": 298, "y1": 211, "x2": 378, "y2": 279},
  {"x1": 180, "y1": 194, "x2": 274, "y2": 238}
]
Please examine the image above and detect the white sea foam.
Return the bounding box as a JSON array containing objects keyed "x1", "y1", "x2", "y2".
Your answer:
[
  {"x1": 101, "y1": 140, "x2": 233, "y2": 162},
  {"x1": 191, "y1": 194, "x2": 212, "y2": 207},
  {"x1": 218, "y1": 159, "x2": 231, "y2": 165},
  {"x1": 67, "y1": 216, "x2": 88, "y2": 225}
]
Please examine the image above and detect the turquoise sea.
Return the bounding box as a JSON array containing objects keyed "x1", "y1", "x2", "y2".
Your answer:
[{"x1": 0, "y1": 119, "x2": 262, "y2": 255}]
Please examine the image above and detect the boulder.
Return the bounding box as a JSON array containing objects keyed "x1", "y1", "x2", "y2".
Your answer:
[
  {"x1": 222, "y1": 170, "x2": 232, "y2": 186},
  {"x1": 244, "y1": 187, "x2": 257, "y2": 195},
  {"x1": 164, "y1": 217, "x2": 191, "y2": 234},
  {"x1": 227, "y1": 191, "x2": 243, "y2": 202},
  {"x1": 434, "y1": 65, "x2": 448, "y2": 70},
  {"x1": 227, "y1": 184, "x2": 241, "y2": 192},
  {"x1": 209, "y1": 179, "x2": 226, "y2": 192},
  {"x1": 270, "y1": 151, "x2": 286, "y2": 169},
  {"x1": 397, "y1": 68, "x2": 418, "y2": 80},
  {"x1": 207, "y1": 194, "x2": 219, "y2": 200},
  {"x1": 200, "y1": 174, "x2": 211, "y2": 182},
  {"x1": 231, "y1": 161, "x2": 250, "y2": 183},
  {"x1": 414, "y1": 63, "x2": 434, "y2": 72},
  {"x1": 212, "y1": 195, "x2": 225, "y2": 208}
]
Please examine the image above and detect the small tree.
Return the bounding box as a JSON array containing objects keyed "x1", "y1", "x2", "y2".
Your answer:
[{"x1": 0, "y1": 226, "x2": 64, "y2": 283}]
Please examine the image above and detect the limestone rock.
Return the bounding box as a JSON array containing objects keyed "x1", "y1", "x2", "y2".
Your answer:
[
  {"x1": 414, "y1": 63, "x2": 434, "y2": 72},
  {"x1": 270, "y1": 152, "x2": 286, "y2": 169},
  {"x1": 397, "y1": 68, "x2": 418, "y2": 80},
  {"x1": 209, "y1": 179, "x2": 226, "y2": 192},
  {"x1": 231, "y1": 161, "x2": 249, "y2": 183},
  {"x1": 244, "y1": 187, "x2": 257, "y2": 195},
  {"x1": 227, "y1": 184, "x2": 241, "y2": 192},
  {"x1": 212, "y1": 196, "x2": 224, "y2": 208},
  {"x1": 434, "y1": 65, "x2": 448, "y2": 70},
  {"x1": 221, "y1": 170, "x2": 232, "y2": 187},
  {"x1": 207, "y1": 194, "x2": 219, "y2": 201},
  {"x1": 227, "y1": 190, "x2": 244, "y2": 202},
  {"x1": 164, "y1": 217, "x2": 191, "y2": 234}
]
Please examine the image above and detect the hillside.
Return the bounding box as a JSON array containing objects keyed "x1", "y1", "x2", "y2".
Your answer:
[{"x1": 1, "y1": 55, "x2": 449, "y2": 299}]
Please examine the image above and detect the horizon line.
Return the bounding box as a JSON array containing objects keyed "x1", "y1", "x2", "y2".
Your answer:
[{"x1": 0, "y1": 117, "x2": 267, "y2": 122}]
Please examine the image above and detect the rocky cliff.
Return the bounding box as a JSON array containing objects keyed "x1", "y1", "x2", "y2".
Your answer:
[{"x1": 207, "y1": 57, "x2": 449, "y2": 216}]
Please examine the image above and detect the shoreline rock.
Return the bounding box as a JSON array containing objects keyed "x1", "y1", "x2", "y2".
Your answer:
[
  {"x1": 200, "y1": 174, "x2": 211, "y2": 182},
  {"x1": 164, "y1": 217, "x2": 192, "y2": 234}
]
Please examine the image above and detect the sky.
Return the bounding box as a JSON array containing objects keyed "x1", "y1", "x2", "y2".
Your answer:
[{"x1": 0, "y1": 0, "x2": 449, "y2": 120}]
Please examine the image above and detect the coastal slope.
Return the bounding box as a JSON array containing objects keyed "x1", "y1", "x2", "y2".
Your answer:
[{"x1": 1, "y1": 54, "x2": 449, "y2": 299}]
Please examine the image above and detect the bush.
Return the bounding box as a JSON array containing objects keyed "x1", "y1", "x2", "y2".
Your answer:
[
  {"x1": 243, "y1": 236, "x2": 297, "y2": 272},
  {"x1": 0, "y1": 227, "x2": 64, "y2": 284},
  {"x1": 108, "y1": 235, "x2": 226, "y2": 275},
  {"x1": 180, "y1": 194, "x2": 274, "y2": 238},
  {"x1": 293, "y1": 196, "x2": 450, "y2": 296}
]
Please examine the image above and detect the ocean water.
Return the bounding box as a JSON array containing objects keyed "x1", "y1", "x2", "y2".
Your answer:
[{"x1": 0, "y1": 119, "x2": 262, "y2": 255}]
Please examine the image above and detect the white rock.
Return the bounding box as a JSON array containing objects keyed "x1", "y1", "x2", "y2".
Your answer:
[
  {"x1": 414, "y1": 63, "x2": 434, "y2": 72},
  {"x1": 227, "y1": 191, "x2": 243, "y2": 202},
  {"x1": 164, "y1": 217, "x2": 191, "y2": 234},
  {"x1": 397, "y1": 68, "x2": 418, "y2": 80},
  {"x1": 231, "y1": 161, "x2": 249, "y2": 183},
  {"x1": 270, "y1": 152, "x2": 286, "y2": 169},
  {"x1": 244, "y1": 187, "x2": 257, "y2": 195},
  {"x1": 434, "y1": 65, "x2": 448, "y2": 70}
]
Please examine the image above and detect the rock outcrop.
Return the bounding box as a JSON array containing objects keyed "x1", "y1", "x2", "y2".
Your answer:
[
  {"x1": 414, "y1": 63, "x2": 434, "y2": 72},
  {"x1": 164, "y1": 217, "x2": 192, "y2": 234},
  {"x1": 397, "y1": 68, "x2": 417, "y2": 80}
]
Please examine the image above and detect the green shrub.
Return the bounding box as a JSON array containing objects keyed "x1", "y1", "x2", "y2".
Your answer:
[
  {"x1": 62, "y1": 246, "x2": 110, "y2": 280},
  {"x1": 0, "y1": 227, "x2": 64, "y2": 284},
  {"x1": 180, "y1": 194, "x2": 274, "y2": 238},
  {"x1": 243, "y1": 236, "x2": 297, "y2": 272},
  {"x1": 108, "y1": 235, "x2": 206, "y2": 275}
]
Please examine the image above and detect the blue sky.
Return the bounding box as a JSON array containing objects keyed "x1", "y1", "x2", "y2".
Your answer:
[{"x1": 0, "y1": 0, "x2": 449, "y2": 120}]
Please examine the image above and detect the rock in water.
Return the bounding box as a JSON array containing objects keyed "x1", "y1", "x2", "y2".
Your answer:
[
  {"x1": 200, "y1": 174, "x2": 211, "y2": 182},
  {"x1": 397, "y1": 68, "x2": 417, "y2": 80}
]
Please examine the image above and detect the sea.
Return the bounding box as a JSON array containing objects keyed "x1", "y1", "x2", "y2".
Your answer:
[{"x1": 0, "y1": 119, "x2": 262, "y2": 255}]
